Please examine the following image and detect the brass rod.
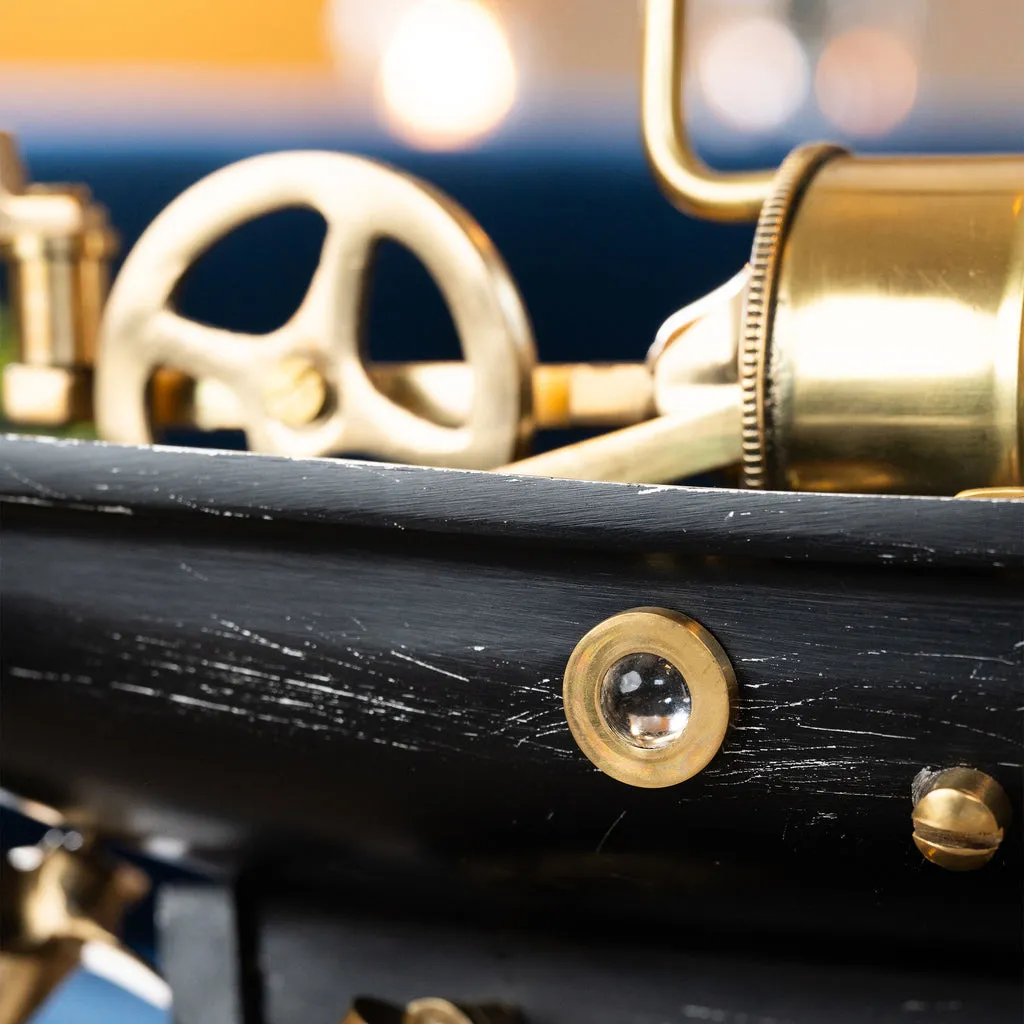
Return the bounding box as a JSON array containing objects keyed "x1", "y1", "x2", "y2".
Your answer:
[
  {"x1": 368, "y1": 362, "x2": 656, "y2": 429},
  {"x1": 193, "y1": 362, "x2": 657, "y2": 433},
  {"x1": 497, "y1": 386, "x2": 741, "y2": 483}
]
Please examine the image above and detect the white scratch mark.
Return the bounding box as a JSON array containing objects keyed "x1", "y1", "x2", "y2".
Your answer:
[
  {"x1": 390, "y1": 650, "x2": 469, "y2": 682},
  {"x1": 112, "y1": 682, "x2": 159, "y2": 697},
  {"x1": 216, "y1": 618, "x2": 304, "y2": 658},
  {"x1": 9, "y1": 666, "x2": 93, "y2": 685},
  {"x1": 595, "y1": 809, "x2": 627, "y2": 854},
  {"x1": 796, "y1": 723, "x2": 915, "y2": 741},
  {"x1": 168, "y1": 693, "x2": 245, "y2": 715},
  {"x1": 912, "y1": 651, "x2": 1016, "y2": 666}
]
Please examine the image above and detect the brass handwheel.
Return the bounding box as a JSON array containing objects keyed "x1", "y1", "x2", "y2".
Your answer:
[{"x1": 96, "y1": 151, "x2": 536, "y2": 468}]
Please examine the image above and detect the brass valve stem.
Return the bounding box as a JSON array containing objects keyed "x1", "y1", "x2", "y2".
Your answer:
[{"x1": 0, "y1": 133, "x2": 117, "y2": 428}]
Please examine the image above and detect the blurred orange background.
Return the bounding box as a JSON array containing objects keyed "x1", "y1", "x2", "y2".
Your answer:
[
  {"x1": 0, "y1": 0, "x2": 331, "y2": 66},
  {"x1": 1, "y1": 1, "x2": 1021, "y2": 152}
]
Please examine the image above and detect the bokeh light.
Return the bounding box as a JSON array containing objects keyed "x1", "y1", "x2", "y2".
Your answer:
[
  {"x1": 325, "y1": 0, "x2": 412, "y2": 64},
  {"x1": 696, "y1": 16, "x2": 810, "y2": 133},
  {"x1": 816, "y1": 28, "x2": 918, "y2": 137},
  {"x1": 376, "y1": 0, "x2": 517, "y2": 150}
]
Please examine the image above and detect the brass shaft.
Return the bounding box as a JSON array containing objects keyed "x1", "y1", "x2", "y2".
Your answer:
[
  {"x1": 499, "y1": 386, "x2": 741, "y2": 483},
  {"x1": 192, "y1": 361, "x2": 657, "y2": 433},
  {"x1": 374, "y1": 361, "x2": 655, "y2": 429}
]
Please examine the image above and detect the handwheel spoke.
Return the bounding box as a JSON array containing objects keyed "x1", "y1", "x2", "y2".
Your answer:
[
  {"x1": 147, "y1": 311, "x2": 266, "y2": 388},
  {"x1": 288, "y1": 227, "x2": 365, "y2": 363},
  {"x1": 98, "y1": 151, "x2": 533, "y2": 464}
]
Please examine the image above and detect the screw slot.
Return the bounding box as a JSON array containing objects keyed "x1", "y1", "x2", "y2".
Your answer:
[{"x1": 911, "y1": 766, "x2": 1012, "y2": 871}]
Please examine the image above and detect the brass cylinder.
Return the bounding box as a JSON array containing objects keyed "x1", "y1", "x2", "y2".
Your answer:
[{"x1": 753, "y1": 154, "x2": 1024, "y2": 495}]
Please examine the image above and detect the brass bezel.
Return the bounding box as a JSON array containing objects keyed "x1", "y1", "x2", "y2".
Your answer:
[{"x1": 563, "y1": 607, "x2": 736, "y2": 788}]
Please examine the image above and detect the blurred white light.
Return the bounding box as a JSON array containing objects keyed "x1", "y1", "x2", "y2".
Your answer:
[
  {"x1": 325, "y1": 0, "x2": 413, "y2": 64},
  {"x1": 816, "y1": 28, "x2": 918, "y2": 137},
  {"x1": 377, "y1": 0, "x2": 517, "y2": 150},
  {"x1": 81, "y1": 942, "x2": 172, "y2": 1010},
  {"x1": 7, "y1": 845, "x2": 46, "y2": 871},
  {"x1": 697, "y1": 16, "x2": 810, "y2": 133},
  {"x1": 142, "y1": 835, "x2": 190, "y2": 861}
]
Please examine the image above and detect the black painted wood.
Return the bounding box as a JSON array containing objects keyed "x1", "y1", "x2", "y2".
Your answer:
[
  {"x1": 1, "y1": 434, "x2": 1021, "y2": 567},
  {"x1": 1, "y1": 435, "x2": 1022, "y2": 949},
  {"x1": 155, "y1": 882, "x2": 1024, "y2": 1024},
  {"x1": 250, "y1": 896, "x2": 1024, "y2": 1024}
]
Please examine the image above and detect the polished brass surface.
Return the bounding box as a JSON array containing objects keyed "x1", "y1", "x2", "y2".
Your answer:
[
  {"x1": 12, "y1": 9, "x2": 1021, "y2": 498},
  {"x1": 563, "y1": 608, "x2": 735, "y2": 788},
  {"x1": 0, "y1": 837, "x2": 150, "y2": 1024},
  {"x1": 406, "y1": 1000, "x2": 475, "y2": 1024},
  {"x1": 343, "y1": 998, "x2": 519, "y2": 1024},
  {"x1": 0, "y1": 133, "x2": 116, "y2": 426},
  {"x1": 503, "y1": 390, "x2": 739, "y2": 483},
  {"x1": 193, "y1": 360, "x2": 657, "y2": 435},
  {"x1": 740, "y1": 144, "x2": 849, "y2": 488},
  {"x1": 957, "y1": 486, "x2": 1024, "y2": 498},
  {"x1": 96, "y1": 151, "x2": 536, "y2": 469},
  {"x1": 1, "y1": 362, "x2": 92, "y2": 426},
  {"x1": 911, "y1": 767, "x2": 1012, "y2": 872},
  {"x1": 642, "y1": 0, "x2": 773, "y2": 221},
  {"x1": 370, "y1": 361, "x2": 657, "y2": 430},
  {"x1": 151, "y1": 214, "x2": 743, "y2": 472},
  {"x1": 522, "y1": 148, "x2": 1024, "y2": 494},
  {"x1": 259, "y1": 354, "x2": 331, "y2": 430},
  {"x1": 761, "y1": 154, "x2": 1024, "y2": 495},
  {"x1": 499, "y1": 270, "x2": 746, "y2": 481}
]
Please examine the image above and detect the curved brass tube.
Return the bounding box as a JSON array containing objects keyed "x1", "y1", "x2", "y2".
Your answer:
[{"x1": 642, "y1": 0, "x2": 775, "y2": 222}]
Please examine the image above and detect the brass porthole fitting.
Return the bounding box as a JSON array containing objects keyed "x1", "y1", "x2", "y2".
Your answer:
[{"x1": 563, "y1": 607, "x2": 736, "y2": 788}]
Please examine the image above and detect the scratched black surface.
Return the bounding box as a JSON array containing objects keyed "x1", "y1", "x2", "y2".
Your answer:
[
  {"x1": 1, "y1": 434, "x2": 1022, "y2": 567},
  {"x1": 1, "y1": 435, "x2": 1023, "y2": 951}
]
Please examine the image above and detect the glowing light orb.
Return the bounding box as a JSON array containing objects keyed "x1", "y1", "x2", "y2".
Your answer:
[
  {"x1": 377, "y1": 0, "x2": 517, "y2": 150},
  {"x1": 326, "y1": 0, "x2": 412, "y2": 63},
  {"x1": 697, "y1": 16, "x2": 810, "y2": 133},
  {"x1": 816, "y1": 28, "x2": 918, "y2": 137}
]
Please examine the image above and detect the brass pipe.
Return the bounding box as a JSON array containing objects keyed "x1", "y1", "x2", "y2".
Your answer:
[{"x1": 642, "y1": 0, "x2": 774, "y2": 222}]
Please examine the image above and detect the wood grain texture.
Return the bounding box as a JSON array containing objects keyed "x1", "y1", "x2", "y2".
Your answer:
[
  {"x1": 1, "y1": 433, "x2": 1022, "y2": 567},
  {"x1": 1, "y1": 435, "x2": 1022, "y2": 946}
]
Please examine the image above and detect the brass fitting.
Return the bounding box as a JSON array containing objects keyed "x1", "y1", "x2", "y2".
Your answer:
[
  {"x1": 562, "y1": 608, "x2": 736, "y2": 788},
  {"x1": 0, "y1": 132, "x2": 117, "y2": 427},
  {"x1": 911, "y1": 767, "x2": 1012, "y2": 871},
  {"x1": 0, "y1": 833, "x2": 150, "y2": 1024}
]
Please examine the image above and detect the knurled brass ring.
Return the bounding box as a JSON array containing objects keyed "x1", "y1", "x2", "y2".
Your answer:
[
  {"x1": 740, "y1": 143, "x2": 847, "y2": 489},
  {"x1": 563, "y1": 607, "x2": 736, "y2": 788}
]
